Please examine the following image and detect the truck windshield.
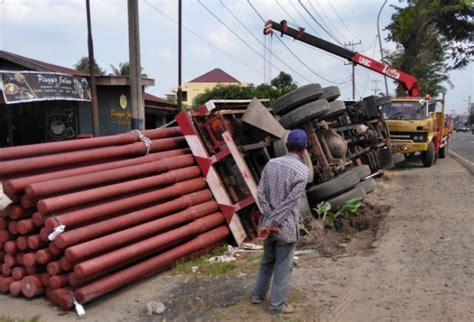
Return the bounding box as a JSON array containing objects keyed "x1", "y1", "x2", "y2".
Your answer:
[{"x1": 382, "y1": 101, "x2": 426, "y2": 120}]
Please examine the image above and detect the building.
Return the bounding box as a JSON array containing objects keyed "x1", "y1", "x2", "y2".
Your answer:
[
  {"x1": 0, "y1": 51, "x2": 178, "y2": 147},
  {"x1": 172, "y1": 68, "x2": 248, "y2": 106}
]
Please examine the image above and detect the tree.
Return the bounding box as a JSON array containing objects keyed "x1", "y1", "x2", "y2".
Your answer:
[
  {"x1": 74, "y1": 56, "x2": 106, "y2": 76},
  {"x1": 384, "y1": 0, "x2": 473, "y2": 97},
  {"x1": 192, "y1": 71, "x2": 298, "y2": 108},
  {"x1": 469, "y1": 111, "x2": 474, "y2": 125},
  {"x1": 110, "y1": 62, "x2": 147, "y2": 78}
]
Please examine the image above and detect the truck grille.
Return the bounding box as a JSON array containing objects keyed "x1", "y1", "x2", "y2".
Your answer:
[{"x1": 389, "y1": 132, "x2": 427, "y2": 142}]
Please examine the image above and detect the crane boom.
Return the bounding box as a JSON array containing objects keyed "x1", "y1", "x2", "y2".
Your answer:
[{"x1": 264, "y1": 20, "x2": 420, "y2": 97}]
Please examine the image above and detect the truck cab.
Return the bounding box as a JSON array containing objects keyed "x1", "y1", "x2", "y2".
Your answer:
[{"x1": 382, "y1": 97, "x2": 449, "y2": 167}]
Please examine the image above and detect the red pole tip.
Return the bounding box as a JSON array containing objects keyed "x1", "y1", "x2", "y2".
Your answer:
[
  {"x1": 4, "y1": 240, "x2": 17, "y2": 254},
  {"x1": 16, "y1": 237, "x2": 28, "y2": 250},
  {"x1": 12, "y1": 267, "x2": 26, "y2": 280},
  {"x1": 22, "y1": 253, "x2": 36, "y2": 267},
  {"x1": 21, "y1": 275, "x2": 44, "y2": 298},
  {"x1": 0, "y1": 276, "x2": 14, "y2": 293}
]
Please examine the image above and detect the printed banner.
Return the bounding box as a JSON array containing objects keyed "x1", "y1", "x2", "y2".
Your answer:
[{"x1": 0, "y1": 71, "x2": 91, "y2": 104}]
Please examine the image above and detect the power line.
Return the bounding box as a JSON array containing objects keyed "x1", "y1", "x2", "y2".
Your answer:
[
  {"x1": 248, "y1": 0, "x2": 350, "y2": 85},
  {"x1": 298, "y1": 0, "x2": 344, "y2": 45},
  {"x1": 327, "y1": 1, "x2": 361, "y2": 42},
  {"x1": 198, "y1": 0, "x2": 293, "y2": 83},
  {"x1": 288, "y1": 0, "x2": 321, "y2": 37},
  {"x1": 143, "y1": 0, "x2": 261, "y2": 75},
  {"x1": 219, "y1": 0, "x2": 312, "y2": 83},
  {"x1": 310, "y1": 0, "x2": 349, "y2": 44},
  {"x1": 272, "y1": 0, "x2": 347, "y2": 63},
  {"x1": 275, "y1": 0, "x2": 300, "y2": 29},
  {"x1": 359, "y1": 36, "x2": 378, "y2": 53}
]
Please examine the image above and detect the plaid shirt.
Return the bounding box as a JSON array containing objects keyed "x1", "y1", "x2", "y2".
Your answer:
[{"x1": 257, "y1": 153, "x2": 309, "y2": 243}]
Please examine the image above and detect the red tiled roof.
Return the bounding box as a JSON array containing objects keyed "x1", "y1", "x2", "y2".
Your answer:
[
  {"x1": 0, "y1": 50, "x2": 88, "y2": 76},
  {"x1": 188, "y1": 68, "x2": 240, "y2": 83}
]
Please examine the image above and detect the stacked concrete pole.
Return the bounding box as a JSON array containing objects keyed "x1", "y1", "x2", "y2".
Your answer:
[{"x1": 0, "y1": 128, "x2": 228, "y2": 312}]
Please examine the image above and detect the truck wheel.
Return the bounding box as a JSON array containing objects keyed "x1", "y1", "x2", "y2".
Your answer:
[
  {"x1": 272, "y1": 84, "x2": 323, "y2": 115},
  {"x1": 422, "y1": 141, "x2": 435, "y2": 167},
  {"x1": 322, "y1": 100, "x2": 347, "y2": 119},
  {"x1": 326, "y1": 186, "x2": 366, "y2": 211},
  {"x1": 320, "y1": 86, "x2": 341, "y2": 102},
  {"x1": 439, "y1": 142, "x2": 447, "y2": 159},
  {"x1": 354, "y1": 164, "x2": 371, "y2": 180},
  {"x1": 356, "y1": 178, "x2": 376, "y2": 194},
  {"x1": 273, "y1": 131, "x2": 314, "y2": 183},
  {"x1": 306, "y1": 168, "x2": 360, "y2": 206},
  {"x1": 279, "y1": 99, "x2": 329, "y2": 129}
]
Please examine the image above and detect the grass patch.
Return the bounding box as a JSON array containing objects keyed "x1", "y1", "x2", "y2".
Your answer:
[
  {"x1": 0, "y1": 315, "x2": 41, "y2": 322},
  {"x1": 172, "y1": 244, "x2": 236, "y2": 276}
]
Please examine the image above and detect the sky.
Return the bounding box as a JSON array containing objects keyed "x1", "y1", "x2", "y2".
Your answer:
[{"x1": 0, "y1": 0, "x2": 472, "y2": 114}]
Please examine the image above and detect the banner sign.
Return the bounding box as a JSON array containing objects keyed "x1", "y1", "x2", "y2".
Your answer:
[{"x1": 0, "y1": 71, "x2": 91, "y2": 104}]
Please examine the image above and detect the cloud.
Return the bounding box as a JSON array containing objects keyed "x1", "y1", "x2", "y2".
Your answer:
[{"x1": 189, "y1": 43, "x2": 212, "y2": 60}]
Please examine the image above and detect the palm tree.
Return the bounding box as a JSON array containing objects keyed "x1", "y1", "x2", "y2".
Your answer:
[{"x1": 110, "y1": 62, "x2": 147, "y2": 78}]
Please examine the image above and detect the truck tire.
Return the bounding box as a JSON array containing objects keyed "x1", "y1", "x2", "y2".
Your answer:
[
  {"x1": 273, "y1": 131, "x2": 315, "y2": 183},
  {"x1": 322, "y1": 100, "x2": 346, "y2": 119},
  {"x1": 320, "y1": 86, "x2": 341, "y2": 102},
  {"x1": 306, "y1": 168, "x2": 360, "y2": 206},
  {"x1": 279, "y1": 99, "x2": 329, "y2": 129},
  {"x1": 326, "y1": 186, "x2": 366, "y2": 211},
  {"x1": 272, "y1": 84, "x2": 323, "y2": 115},
  {"x1": 356, "y1": 178, "x2": 376, "y2": 194},
  {"x1": 438, "y1": 142, "x2": 447, "y2": 159},
  {"x1": 422, "y1": 141, "x2": 435, "y2": 167},
  {"x1": 354, "y1": 164, "x2": 371, "y2": 180}
]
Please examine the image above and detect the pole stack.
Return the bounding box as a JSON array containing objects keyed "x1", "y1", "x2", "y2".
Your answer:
[{"x1": 0, "y1": 128, "x2": 229, "y2": 312}]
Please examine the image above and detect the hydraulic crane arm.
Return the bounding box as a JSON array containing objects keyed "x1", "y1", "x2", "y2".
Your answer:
[{"x1": 264, "y1": 20, "x2": 420, "y2": 97}]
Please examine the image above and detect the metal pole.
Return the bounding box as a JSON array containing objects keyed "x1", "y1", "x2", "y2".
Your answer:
[
  {"x1": 352, "y1": 63, "x2": 355, "y2": 99},
  {"x1": 128, "y1": 0, "x2": 144, "y2": 130},
  {"x1": 377, "y1": 0, "x2": 389, "y2": 96},
  {"x1": 177, "y1": 0, "x2": 183, "y2": 110},
  {"x1": 86, "y1": 0, "x2": 100, "y2": 136}
]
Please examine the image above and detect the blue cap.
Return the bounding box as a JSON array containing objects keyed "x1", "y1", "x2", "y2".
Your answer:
[{"x1": 287, "y1": 129, "x2": 308, "y2": 148}]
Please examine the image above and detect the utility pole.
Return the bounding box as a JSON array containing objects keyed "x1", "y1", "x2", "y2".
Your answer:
[
  {"x1": 85, "y1": 0, "x2": 100, "y2": 136},
  {"x1": 371, "y1": 80, "x2": 381, "y2": 96},
  {"x1": 377, "y1": 0, "x2": 389, "y2": 95},
  {"x1": 128, "y1": 0, "x2": 144, "y2": 130},
  {"x1": 344, "y1": 40, "x2": 361, "y2": 99},
  {"x1": 177, "y1": 0, "x2": 183, "y2": 110}
]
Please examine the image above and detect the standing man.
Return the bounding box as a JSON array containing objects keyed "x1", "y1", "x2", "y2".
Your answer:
[{"x1": 251, "y1": 129, "x2": 309, "y2": 314}]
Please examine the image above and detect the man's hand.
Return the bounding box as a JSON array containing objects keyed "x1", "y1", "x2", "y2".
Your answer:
[{"x1": 256, "y1": 226, "x2": 281, "y2": 240}]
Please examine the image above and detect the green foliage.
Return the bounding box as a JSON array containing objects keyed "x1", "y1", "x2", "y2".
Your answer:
[
  {"x1": 192, "y1": 71, "x2": 298, "y2": 108},
  {"x1": 469, "y1": 111, "x2": 474, "y2": 125},
  {"x1": 73, "y1": 56, "x2": 106, "y2": 76},
  {"x1": 0, "y1": 315, "x2": 41, "y2": 322},
  {"x1": 313, "y1": 198, "x2": 363, "y2": 227},
  {"x1": 384, "y1": 0, "x2": 473, "y2": 96},
  {"x1": 110, "y1": 62, "x2": 148, "y2": 78}
]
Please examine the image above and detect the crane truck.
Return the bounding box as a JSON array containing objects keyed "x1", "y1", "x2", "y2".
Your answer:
[{"x1": 264, "y1": 20, "x2": 452, "y2": 167}]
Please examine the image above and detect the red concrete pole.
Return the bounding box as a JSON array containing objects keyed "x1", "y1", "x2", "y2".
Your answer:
[
  {"x1": 12, "y1": 266, "x2": 26, "y2": 280},
  {"x1": 55, "y1": 189, "x2": 212, "y2": 249},
  {"x1": 4, "y1": 241, "x2": 17, "y2": 254},
  {"x1": 26, "y1": 154, "x2": 195, "y2": 198},
  {"x1": 28, "y1": 234, "x2": 46, "y2": 250},
  {"x1": 0, "y1": 276, "x2": 14, "y2": 293},
  {"x1": 8, "y1": 280, "x2": 22, "y2": 296},
  {"x1": 47, "y1": 261, "x2": 63, "y2": 276},
  {"x1": 21, "y1": 274, "x2": 44, "y2": 298},
  {"x1": 16, "y1": 237, "x2": 28, "y2": 250},
  {"x1": 38, "y1": 166, "x2": 201, "y2": 213},
  {"x1": 0, "y1": 218, "x2": 6, "y2": 230},
  {"x1": 0, "y1": 136, "x2": 186, "y2": 177},
  {"x1": 73, "y1": 226, "x2": 229, "y2": 305},
  {"x1": 17, "y1": 219, "x2": 36, "y2": 235},
  {"x1": 44, "y1": 177, "x2": 207, "y2": 230},
  {"x1": 36, "y1": 249, "x2": 55, "y2": 264},
  {"x1": 0, "y1": 127, "x2": 181, "y2": 161},
  {"x1": 8, "y1": 221, "x2": 18, "y2": 235},
  {"x1": 66, "y1": 200, "x2": 218, "y2": 262},
  {"x1": 74, "y1": 213, "x2": 225, "y2": 279},
  {"x1": 3, "y1": 148, "x2": 189, "y2": 195},
  {"x1": 49, "y1": 274, "x2": 67, "y2": 290}
]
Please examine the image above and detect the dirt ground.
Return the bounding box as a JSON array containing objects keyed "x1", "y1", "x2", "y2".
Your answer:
[{"x1": 1, "y1": 155, "x2": 473, "y2": 321}]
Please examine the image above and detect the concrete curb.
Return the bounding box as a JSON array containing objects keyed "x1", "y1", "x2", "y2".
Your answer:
[{"x1": 448, "y1": 150, "x2": 474, "y2": 175}]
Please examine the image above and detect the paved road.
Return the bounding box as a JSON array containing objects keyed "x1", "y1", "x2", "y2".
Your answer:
[{"x1": 449, "y1": 132, "x2": 474, "y2": 173}]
